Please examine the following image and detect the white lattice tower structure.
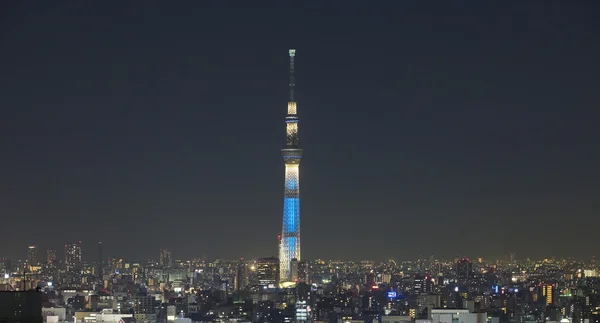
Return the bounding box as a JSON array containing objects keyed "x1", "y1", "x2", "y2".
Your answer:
[{"x1": 279, "y1": 49, "x2": 302, "y2": 283}]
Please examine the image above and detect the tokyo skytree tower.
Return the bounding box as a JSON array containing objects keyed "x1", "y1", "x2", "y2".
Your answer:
[{"x1": 279, "y1": 49, "x2": 302, "y2": 282}]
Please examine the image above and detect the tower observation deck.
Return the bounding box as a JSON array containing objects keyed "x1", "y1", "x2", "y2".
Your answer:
[{"x1": 279, "y1": 49, "x2": 302, "y2": 283}]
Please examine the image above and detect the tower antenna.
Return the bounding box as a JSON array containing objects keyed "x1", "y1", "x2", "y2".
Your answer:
[{"x1": 289, "y1": 49, "x2": 295, "y2": 102}]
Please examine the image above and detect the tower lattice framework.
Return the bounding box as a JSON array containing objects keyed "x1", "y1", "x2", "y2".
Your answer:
[{"x1": 279, "y1": 49, "x2": 302, "y2": 282}]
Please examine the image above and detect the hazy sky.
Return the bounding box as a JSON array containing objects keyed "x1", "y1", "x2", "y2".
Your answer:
[{"x1": 1, "y1": 1, "x2": 599, "y2": 262}]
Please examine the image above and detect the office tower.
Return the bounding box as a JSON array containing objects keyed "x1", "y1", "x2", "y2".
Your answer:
[
  {"x1": 132, "y1": 295, "x2": 155, "y2": 314},
  {"x1": 97, "y1": 241, "x2": 103, "y2": 279},
  {"x1": 234, "y1": 259, "x2": 247, "y2": 291},
  {"x1": 159, "y1": 249, "x2": 172, "y2": 268},
  {"x1": 542, "y1": 284, "x2": 555, "y2": 305},
  {"x1": 65, "y1": 242, "x2": 83, "y2": 273},
  {"x1": 279, "y1": 49, "x2": 303, "y2": 282},
  {"x1": 290, "y1": 258, "x2": 299, "y2": 282},
  {"x1": 413, "y1": 274, "x2": 425, "y2": 293},
  {"x1": 414, "y1": 275, "x2": 435, "y2": 294},
  {"x1": 46, "y1": 250, "x2": 56, "y2": 264},
  {"x1": 27, "y1": 245, "x2": 38, "y2": 265},
  {"x1": 0, "y1": 258, "x2": 7, "y2": 274},
  {"x1": 257, "y1": 257, "x2": 279, "y2": 289},
  {"x1": 298, "y1": 260, "x2": 311, "y2": 285},
  {"x1": 296, "y1": 282, "x2": 311, "y2": 322},
  {"x1": 456, "y1": 258, "x2": 473, "y2": 283}
]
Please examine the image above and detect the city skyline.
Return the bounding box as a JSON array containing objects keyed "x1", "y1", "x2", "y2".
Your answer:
[
  {"x1": 5, "y1": 241, "x2": 600, "y2": 264},
  {"x1": 1, "y1": 2, "x2": 599, "y2": 261}
]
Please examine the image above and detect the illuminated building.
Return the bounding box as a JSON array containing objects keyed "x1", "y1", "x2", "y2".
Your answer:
[
  {"x1": 97, "y1": 241, "x2": 103, "y2": 279},
  {"x1": 132, "y1": 295, "x2": 155, "y2": 314},
  {"x1": 279, "y1": 49, "x2": 303, "y2": 282},
  {"x1": 296, "y1": 282, "x2": 310, "y2": 322},
  {"x1": 290, "y1": 258, "x2": 299, "y2": 282},
  {"x1": 414, "y1": 274, "x2": 434, "y2": 294},
  {"x1": 234, "y1": 259, "x2": 247, "y2": 291},
  {"x1": 257, "y1": 257, "x2": 279, "y2": 289},
  {"x1": 159, "y1": 249, "x2": 172, "y2": 268},
  {"x1": 0, "y1": 258, "x2": 8, "y2": 275},
  {"x1": 298, "y1": 260, "x2": 310, "y2": 285},
  {"x1": 542, "y1": 284, "x2": 555, "y2": 305},
  {"x1": 27, "y1": 245, "x2": 38, "y2": 266},
  {"x1": 456, "y1": 258, "x2": 473, "y2": 283},
  {"x1": 46, "y1": 249, "x2": 56, "y2": 264},
  {"x1": 65, "y1": 242, "x2": 83, "y2": 273}
]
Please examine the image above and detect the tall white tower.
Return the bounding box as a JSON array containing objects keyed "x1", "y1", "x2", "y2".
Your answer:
[{"x1": 279, "y1": 49, "x2": 302, "y2": 282}]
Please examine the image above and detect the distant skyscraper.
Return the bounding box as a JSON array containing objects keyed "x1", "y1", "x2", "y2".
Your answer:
[
  {"x1": 413, "y1": 274, "x2": 425, "y2": 293},
  {"x1": 65, "y1": 242, "x2": 83, "y2": 273},
  {"x1": 159, "y1": 249, "x2": 172, "y2": 268},
  {"x1": 542, "y1": 284, "x2": 555, "y2": 305},
  {"x1": 257, "y1": 257, "x2": 279, "y2": 289},
  {"x1": 290, "y1": 258, "x2": 299, "y2": 282},
  {"x1": 279, "y1": 49, "x2": 303, "y2": 282},
  {"x1": 97, "y1": 241, "x2": 103, "y2": 279},
  {"x1": 456, "y1": 258, "x2": 473, "y2": 283},
  {"x1": 234, "y1": 259, "x2": 247, "y2": 291},
  {"x1": 298, "y1": 260, "x2": 310, "y2": 285},
  {"x1": 365, "y1": 272, "x2": 375, "y2": 286},
  {"x1": 414, "y1": 274, "x2": 434, "y2": 294},
  {"x1": 0, "y1": 257, "x2": 7, "y2": 274},
  {"x1": 46, "y1": 249, "x2": 56, "y2": 264},
  {"x1": 27, "y1": 245, "x2": 38, "y2": 266}
]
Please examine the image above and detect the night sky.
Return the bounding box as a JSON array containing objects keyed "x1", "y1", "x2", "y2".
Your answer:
[{"x1": 1, "y1": 1, "x2": 599, "y2": 262}]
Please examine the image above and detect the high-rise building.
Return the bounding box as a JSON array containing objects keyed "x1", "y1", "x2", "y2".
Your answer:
[
  {"x1": 159, "y1": 249, "x2": 172, "y2": 268},
  {"x1": 46, "y1": 250, "x2": 56, "y2": 264},
  {"x1": 290, "y1": 258, "x2": 299, "y2": 282},
  {"x1": 97, "y1": 241, "x2": 103, "y2": 279},
  {"x1": 27, "y1": 245, "x2": 38, "y2": 266},
  {"x1": 414, "y1": 274, "x2": 435, "y2": 294},
  {"x1": 234, "y1": 259, "x2": 247, "y2": 291},
  {"x1": 257, "y1": 257, "x2": 279, "y2": 289},
  {"x1": 365, "y1": 272, "x2": 375, "y2": 286},
  {"x1": 542, "y1": 284, "x2": 555, "y2": 305},
  {"x1": 0, "y1": 258, "x2": 7, "y2": 274},
  {"x1": 279, "y1": 49, "x2": 303, "y2": 282},
  {"x1": 65, "y1": 242, "x2": 83, "y2": 273},
  {"x1": 456, "y1": 258, "x2": 473, "y2": 283},
  {"x1": 298, "y1": 260, "x2": 311, "y2": 285},
  {"x1": 132, "y1": 295, "x2": 155, "y2": 314},
  {"x1": 414, "y1": 274, "x2": 424, "y2": 293},
  {"x1": 296, "y1": 282, "x2": 311, "y2": 322}
]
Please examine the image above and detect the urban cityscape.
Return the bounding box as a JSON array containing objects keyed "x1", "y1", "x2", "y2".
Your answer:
[
  {"x1": 2, "y1": 48, "x2": 600, "y2": 323},
  {"x1": 2, "y1": 243, "x2": 600, "y2": 323},
  {"x1": 1, "y1": 2, "x2": 599, "y2": 323}
]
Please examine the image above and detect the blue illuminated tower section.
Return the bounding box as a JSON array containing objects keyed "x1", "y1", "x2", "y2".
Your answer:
[{"x1": 279, "y1": 49, "x2": 302, "y2": 282}]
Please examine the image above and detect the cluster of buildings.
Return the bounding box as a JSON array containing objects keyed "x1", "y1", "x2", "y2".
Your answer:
[{"x1": 2, "y1": 251, "x2": 600, "y2": 323}]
